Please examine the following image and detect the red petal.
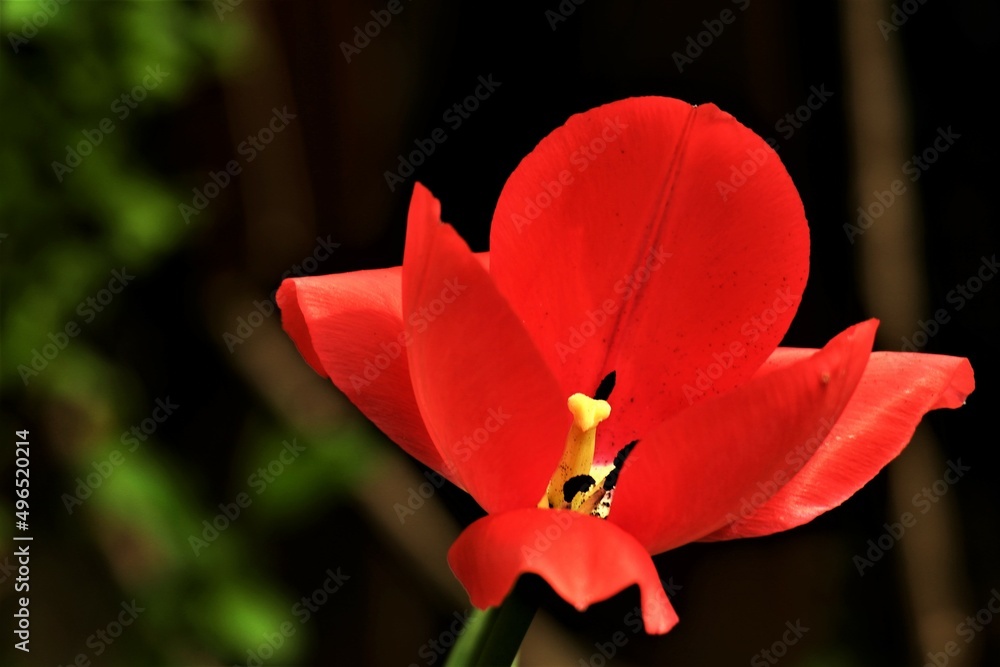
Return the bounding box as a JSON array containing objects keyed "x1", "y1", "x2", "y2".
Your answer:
[
  {"x1": 489, "y1": 97, "x2": 809, "y2": 461},
  {"x1": 402, "y1": 184, "x2": 567, "y2": 512},
  {"x1": 277, "y1": 268, "x2": 451, "y2": 478},
  {"x1": 700, "y1": 347, "x2": 974, "y2": 541},
  {"x1": 448, "y1": 508, "x2": 678, "y2": 634},
  {"x1": 610, "y1": 320, "x2": 878, "y2": 554}
]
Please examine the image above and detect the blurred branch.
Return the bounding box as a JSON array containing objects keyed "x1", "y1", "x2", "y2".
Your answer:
[{"x1": 840, "y1": 2, "x2": 973, "y2": 663}]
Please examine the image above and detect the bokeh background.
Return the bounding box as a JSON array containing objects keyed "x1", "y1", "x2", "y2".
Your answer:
[{"x1": 1, "y1": 1, "x2": 997, "y2": 665}]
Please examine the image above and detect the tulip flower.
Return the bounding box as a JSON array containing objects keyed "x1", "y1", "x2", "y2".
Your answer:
[{"x1": 276, "y1": 97, "x2": 974, "y2": 658}]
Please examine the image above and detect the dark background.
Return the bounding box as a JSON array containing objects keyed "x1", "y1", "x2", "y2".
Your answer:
[{"x1": 1, "y1": 1, "x2": 997, "y2": 665}]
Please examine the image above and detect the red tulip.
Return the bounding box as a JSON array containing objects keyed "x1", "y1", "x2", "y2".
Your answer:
[{"x1": 276, "y1": 97, "x2": 974, "y2": 635}]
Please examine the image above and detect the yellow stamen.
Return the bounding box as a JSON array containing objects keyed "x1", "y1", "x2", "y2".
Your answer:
[
  {"x1": 540, "y1": 393, "x2": 611, "y2": 509},
  {"x1": 573, "y1": 486, "x2": 606, "y2": 514}
]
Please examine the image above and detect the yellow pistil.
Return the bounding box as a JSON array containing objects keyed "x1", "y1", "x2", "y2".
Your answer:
[{"x1": 540, "y1": 393, "x2": 612, "y2": 509}]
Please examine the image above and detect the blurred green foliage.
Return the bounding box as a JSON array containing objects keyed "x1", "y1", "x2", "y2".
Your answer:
[
  {"x1": 1, "y1": 1, "x2": 246, "y2": 372},
  {"x1": 1, "y1": 2, "x2": 377, "y2": 665}
]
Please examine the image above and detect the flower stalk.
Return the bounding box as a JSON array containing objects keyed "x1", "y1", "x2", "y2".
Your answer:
[{"x1": 446, "y1": 577, "x2": 538, "y2": 667}]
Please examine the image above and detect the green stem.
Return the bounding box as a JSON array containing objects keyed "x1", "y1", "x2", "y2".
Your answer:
[
  {"x1": 445, "y1": 577, "x2": 538, "y2": 667},
  {"x1": 444, "y1": 606, "x2": 498, "y2": 667}
]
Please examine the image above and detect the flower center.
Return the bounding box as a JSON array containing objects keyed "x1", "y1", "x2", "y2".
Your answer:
[{"x1": 538, "y1": 392, "x2": 636, "y2": 518}]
